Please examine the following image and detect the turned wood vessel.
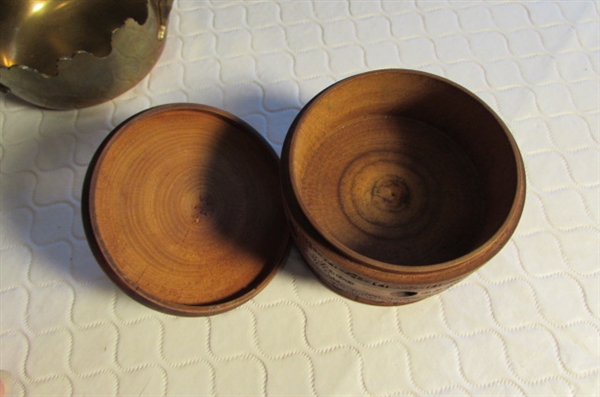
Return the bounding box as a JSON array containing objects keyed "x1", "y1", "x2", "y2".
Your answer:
[
  {"x1": 82, "y1": 104, "x2": 289, "y2": 315},
  {"x1": 281, "y1": 69, "x2": 526, "y2": 305}
]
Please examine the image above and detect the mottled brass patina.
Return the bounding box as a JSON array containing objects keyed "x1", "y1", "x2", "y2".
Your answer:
[{"x1": 0, "y1": 0, "x2": 172, "y2": 109}]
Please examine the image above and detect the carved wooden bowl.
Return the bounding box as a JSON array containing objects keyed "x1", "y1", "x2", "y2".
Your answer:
[
  {"x1": 83, "y1": 104, "x2": 289, "y2": 315},
  {"x1": 281, "y1": 70, "x2": 526, "y2": 305}
]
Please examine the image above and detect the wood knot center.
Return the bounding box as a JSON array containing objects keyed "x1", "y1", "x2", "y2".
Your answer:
[{"x1": 371, "y1": 177, "x2": 409, "y2": 210}]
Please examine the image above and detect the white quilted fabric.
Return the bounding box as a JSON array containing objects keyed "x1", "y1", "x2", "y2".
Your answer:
[{"x1": 1, "y1": 1, "x2": 598, "y2": 396}]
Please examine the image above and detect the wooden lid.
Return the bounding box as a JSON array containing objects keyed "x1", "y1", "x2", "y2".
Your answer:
[{"x1": 82, "y1": 104, "x2": 290, "y2": 316}]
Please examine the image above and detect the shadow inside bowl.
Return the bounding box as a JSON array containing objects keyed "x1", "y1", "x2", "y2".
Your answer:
[{"x1": 289, "y1": 70, "x2": 521, "y2": 268}]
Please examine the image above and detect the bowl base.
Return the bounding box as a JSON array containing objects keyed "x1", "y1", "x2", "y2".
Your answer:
[{"x1": 301, "y1": 115, "x2": 485, "y2": 266}]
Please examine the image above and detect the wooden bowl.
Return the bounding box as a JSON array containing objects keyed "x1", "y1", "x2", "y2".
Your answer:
[
  {"x1": 281, "y1": 70, "x2": 526, "y2": 305},
  {"x1": 82, "y1": 104, "x2": 290, "y2": 316}
]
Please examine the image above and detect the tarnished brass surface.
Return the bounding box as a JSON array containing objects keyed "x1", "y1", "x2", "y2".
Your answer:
[{"x1": 0, "y1": 0, "x2": 173, "y2": 109}]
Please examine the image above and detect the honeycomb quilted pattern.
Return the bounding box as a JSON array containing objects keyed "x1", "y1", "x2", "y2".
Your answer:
[{"x1": 1, "y1": 1, "x2": 598, "y2": 395}]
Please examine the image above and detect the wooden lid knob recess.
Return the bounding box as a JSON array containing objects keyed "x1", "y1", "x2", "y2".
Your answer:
[{"x1": 82, "y1": 104, "x2": 290, "y2": 316}]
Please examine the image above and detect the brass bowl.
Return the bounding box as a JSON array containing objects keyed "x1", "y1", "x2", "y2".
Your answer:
[{"x1": 0, "y1": 0, "x2": 173, "y2": 109}]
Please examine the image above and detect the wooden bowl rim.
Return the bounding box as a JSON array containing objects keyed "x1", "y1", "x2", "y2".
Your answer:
[
  {"x1": 287, "y1": 69, "x2": 526, "y2": 274},
  {"x1": 82, "y1": 103, "x2": 290, "y2": 316}
]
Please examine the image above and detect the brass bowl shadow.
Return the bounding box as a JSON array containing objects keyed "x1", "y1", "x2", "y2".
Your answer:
[
  {"x1": 281, "y1": 69, "x2": 526, "y2": 305},
  {"x1": 0, "y1": 0, "x2": 172, "y2": 109}
]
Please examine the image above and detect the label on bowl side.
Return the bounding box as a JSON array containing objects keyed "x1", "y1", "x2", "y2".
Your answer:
[{"x1": 291, "y1": 222, "x2": 458, "y2": 305}]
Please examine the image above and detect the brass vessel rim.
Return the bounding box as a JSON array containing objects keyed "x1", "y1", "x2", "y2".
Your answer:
[{"x1": 0, "y1": 0, "x2": 168, "y2": 78}]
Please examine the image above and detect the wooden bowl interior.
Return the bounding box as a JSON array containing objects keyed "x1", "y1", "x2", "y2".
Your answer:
[
  {"x1": 88, "y1": 106, "x2": 288, "y2": 314},
  {"x1": 290, "y1": 72, "x2": 519, "y2": 266}
]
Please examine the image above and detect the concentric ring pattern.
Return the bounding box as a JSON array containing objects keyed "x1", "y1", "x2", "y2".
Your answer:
[
  {"x1": 300, "y1": 115, "x2": 484, "y2": 266},
  {"x1": 88, "y1": 106, "x2": 288, "y2": 311}
]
